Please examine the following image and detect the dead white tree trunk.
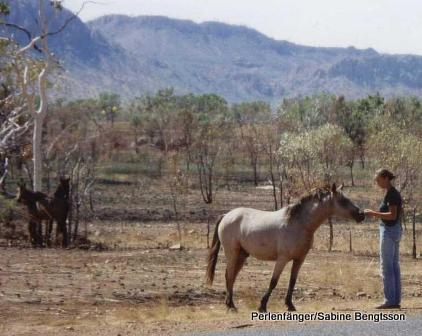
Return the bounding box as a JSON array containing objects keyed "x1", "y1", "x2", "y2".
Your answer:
[
  {"x1": 14, "y1": 1, "x2": 52, "y2": 192},
  {"x1": 32, "y1": 114, "x2": 46, "y2": 191},
  {"x1": 32, "y1": 1, "x2": 50, "y2": 192}
]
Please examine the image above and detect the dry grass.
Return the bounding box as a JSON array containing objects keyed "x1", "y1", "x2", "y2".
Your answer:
[
  {"x1": 312, "y1": 222, "x2": 421, "y2": 256},
  {"x1": 1, "y1": 237, "x2": 421, "y2": 336},
  {"x1": 87, "y1": 221, "x2": 209, "y2": 250}
]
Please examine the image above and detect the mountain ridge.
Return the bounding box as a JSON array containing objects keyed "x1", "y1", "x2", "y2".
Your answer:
[
  {"x1": 2, "y1": 1, "x2": 422, "y2": 102},
  {"x1": 88, "y1": 14, "x2": 382, "y2": 57}
]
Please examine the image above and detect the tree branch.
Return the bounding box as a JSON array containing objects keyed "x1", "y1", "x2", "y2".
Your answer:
[
  {"x1": 1, "y1": 22, "x2": 43, "y2": 52},
  {"x1": 0, "y1": 157, "x2": 8, "y2": 186},
  {"x1": 42, "y1": 1, "x2": 100, "y2": 38},
  {"x1": 46, "y1": 120, "x2": 79, "y2": 159},
  {"x1": 18, "y1": 36, "x2": 41, "y2": 54},
  {"x1": 0, "y1": 120, "x2": 31, "y2": 148},
  {"x1": 2, "y1": 1, "x2": 102, "y2": 52}
]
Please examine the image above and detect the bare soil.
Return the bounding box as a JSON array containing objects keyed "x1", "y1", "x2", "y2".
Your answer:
[
  {"x1": 1, "y1": 179, "x2": 421, "y2": 335},
  {"x1": 1, "y1": 221, "x2": 422, "y2": 336}
]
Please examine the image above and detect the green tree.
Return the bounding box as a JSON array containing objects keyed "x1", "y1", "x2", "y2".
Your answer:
[
  {"x1": 279, "y1": 124, "x2": 353, "y2": 191},
  {"x1": 192, "y1": 94, "x2": 229, "y2": 204},
  {"x1": 99, "y1": 92, "x2": 120, "y2": 126},
  {"x1": 368, "y1": 121, "x2": 422, "y2": 202},
  {"x1": 0, "y1": 1, "x2": 10, "y2": 15},
  {"x1": 232, "y1": 101, "x2": 272, "y2": 185}
]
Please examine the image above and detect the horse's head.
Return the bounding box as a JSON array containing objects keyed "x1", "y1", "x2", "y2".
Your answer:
[
  {"x1": 55, "y1": 176, "x2": 70, "y2": 199},
  {"x1": 59, "y1": 177, "x2": 70, "y2": 191},
  {"x1": 330, "y1": 183, "x2": 365, "y2": 223}
]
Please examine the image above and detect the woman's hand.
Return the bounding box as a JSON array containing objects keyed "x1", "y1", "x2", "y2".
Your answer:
[{"x1": 364, "y1": 209, "x2": 376, "y2": 217}]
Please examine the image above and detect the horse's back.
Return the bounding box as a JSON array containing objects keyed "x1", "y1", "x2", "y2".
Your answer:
[
  {"x1": 223, "y1": 206, "x2": 286, "y2": 225},
  {"x1": 219, "y1": 207, "x2": 279, "y2": 232}
]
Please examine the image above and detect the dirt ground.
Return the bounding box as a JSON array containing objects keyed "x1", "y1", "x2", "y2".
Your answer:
[
  {"x1": 1, "y1": 177, "x2": 421, "y2": 335},
  {"x1": 1, "y1": 220, "x2": 422, "y2": 336}
]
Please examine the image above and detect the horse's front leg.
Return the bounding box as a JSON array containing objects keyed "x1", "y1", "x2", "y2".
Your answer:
[
  {"x1": 60, "y1": 218, "x2": 69, "y2": 248},
  {"x1": 28, "y1": 221, "x2": 37, "y2": 247},
  {"x1": 46, "y1": 220, "x2": 53, "y2": 247},
  {"x1": 285, "y1": 257, "x2": 305, "y2": 311},
  {"x1": 36, "y1": 220, "x2": 43, "y2": 247},
  {"x1": 258, "y1": 257, "x2": 289, "y2": 313}
]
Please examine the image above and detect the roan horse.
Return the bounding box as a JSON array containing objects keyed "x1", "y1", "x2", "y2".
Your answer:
[
  {"x1": 206, "y1": 183, "x2": 365, "y2": 312},
  {"x1": 16, "y1": 177, "x2": 70, "y2": 248}
]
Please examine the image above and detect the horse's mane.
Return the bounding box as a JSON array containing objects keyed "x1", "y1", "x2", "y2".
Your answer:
[{"x1": 286, "y1": 188, "x2": 331, "y2": 222}]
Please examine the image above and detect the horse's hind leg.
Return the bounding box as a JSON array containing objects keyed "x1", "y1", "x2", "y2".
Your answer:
[
  {"x1": 225, "y1": 248, "x2": 248, "y2": 311},
  {"x1": 258, "y1": 257, "x2": 289, "y2": 313},
  {"x1": 285, "y1": 257, "x2": 305, "y2": 311}
]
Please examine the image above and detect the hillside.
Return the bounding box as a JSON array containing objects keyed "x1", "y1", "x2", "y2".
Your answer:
[{"x1": 2, "y1": 0, "x2": 422, "y2": 101}]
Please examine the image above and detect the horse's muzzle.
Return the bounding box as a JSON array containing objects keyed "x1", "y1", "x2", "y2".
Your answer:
[{"x1": 356, "y1": 211, "x2": 365, "y2": 223}]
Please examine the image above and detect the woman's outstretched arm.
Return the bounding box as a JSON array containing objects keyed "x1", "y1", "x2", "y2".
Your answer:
[{"x1": 364, "y1": 205, "x2": 398, "y2": 221}]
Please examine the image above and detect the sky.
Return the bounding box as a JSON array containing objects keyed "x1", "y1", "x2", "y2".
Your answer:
[{"x1": 64, "y1": 0, "x2": 422, "y2": 55}]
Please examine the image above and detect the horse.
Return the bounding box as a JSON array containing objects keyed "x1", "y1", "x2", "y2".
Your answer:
[
  {"x1": 16, "y1": 178, "x2": 70, "y2": 248},
  {"x1": 206, "y1": 183, "x2": 365, "y2": 312},
  {"x1": 50, "y1": 177, "x2": 70, "y2": 247},
  {"x1": 54, "y1": 177, "x2": 70, "y2": 201},
  {"x1": 16, "y1": 183, "x2": 52, "y2": 247}
]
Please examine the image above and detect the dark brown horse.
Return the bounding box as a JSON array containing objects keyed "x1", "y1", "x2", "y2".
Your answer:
[
  {"x1": 16, "y1": 178, "x2": 70, "y2": 248},
  {"x1": 16, "y1": 184, "x2": 51, "y2": 247},
  {"x1": 51, "y1": 177, "x2": 70, "y2": 247}
]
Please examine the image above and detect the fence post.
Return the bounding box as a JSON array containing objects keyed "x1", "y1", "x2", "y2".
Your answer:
[
  {"x1": 412, "y1": 207, "x2": 417, "y2": 259},
  {"x1": 328, "y1": 217, "x2": 333, "y2": 252}
]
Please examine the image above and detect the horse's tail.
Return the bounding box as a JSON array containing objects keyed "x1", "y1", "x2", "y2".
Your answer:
[{"x1": 206, "y1": 214, "x2": 224, "y2": 286}]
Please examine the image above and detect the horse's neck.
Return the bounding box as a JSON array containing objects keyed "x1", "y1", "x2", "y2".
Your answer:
[
  {"x1": 26, "y1": 200, "x2": 38, "y2": 214},
  {"x1": 54, "y1": 185, "x2": 69, "y2": 199},
  {"x1": 33, "y1": 191, "x2": 49, "y2": 205},
  {"x1": 54, "y1": 187, "x2": 65, "y2": 198},
  {"x1": 302, "y1": 200, "x2": 333, "y2": 234}
]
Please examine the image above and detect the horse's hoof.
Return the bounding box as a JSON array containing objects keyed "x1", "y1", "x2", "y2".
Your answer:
[
  {"x1": 258, "y1": 306, "x2": 267, "y2": 313},
  {"x1": 287, "y1": 306, "x2": 296, "y2": 312},
  {"x1": 227, "y1": 307, "x2": 238, "y2": 313}
]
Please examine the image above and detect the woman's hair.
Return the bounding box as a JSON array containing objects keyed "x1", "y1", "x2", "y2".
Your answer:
[{"x1": 375, "y1": 168, "x2": 396, "y2": 181}]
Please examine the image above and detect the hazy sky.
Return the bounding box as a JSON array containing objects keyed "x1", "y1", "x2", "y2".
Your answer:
[{"x1": 64, "y1": 0, "x2": 422, "y2": 55}]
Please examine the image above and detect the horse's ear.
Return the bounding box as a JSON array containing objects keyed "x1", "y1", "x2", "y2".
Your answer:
[
  {"x1": 59, "y1": 176, "x2": 69, "y2": 183},
  {"x1": 338, "y1": 183, "x2": 344, "y2": 191},
  {"x1": 331, "y1": 183, "x2": 337, "y2": 193}
]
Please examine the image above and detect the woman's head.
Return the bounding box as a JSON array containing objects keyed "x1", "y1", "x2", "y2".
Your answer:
[{"x1": 374, "y1": 168, "x2": 395, "y2": 189}]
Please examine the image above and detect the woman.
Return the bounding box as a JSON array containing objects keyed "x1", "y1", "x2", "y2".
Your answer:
[{"x1": 364, "y1": 168, "x2": 403, "y2": 309}]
